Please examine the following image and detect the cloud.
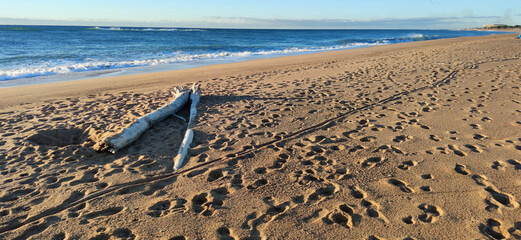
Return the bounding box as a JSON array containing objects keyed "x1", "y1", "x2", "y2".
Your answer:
[
  {"x1": 0, "y1": 15, "x2": 511, "y2": 29},
  {"x1": 195, "y1": 15, "x2": 505, "y2": 29}
]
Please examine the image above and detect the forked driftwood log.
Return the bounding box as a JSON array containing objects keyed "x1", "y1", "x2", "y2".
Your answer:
[
  {"x1": 173, "y1": 83, "x2": 200, "y2": 170},
  {"x1": 97, "y1": 83, "x2": 201, "y2": 171},
  {"x1": 100, "y1": 87, "x2": 190, "y2": 153}
]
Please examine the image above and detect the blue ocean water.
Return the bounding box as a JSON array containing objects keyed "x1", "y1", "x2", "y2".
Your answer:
[{"x1": 0, "y1": 25, "x2": 508, "y2": 86}]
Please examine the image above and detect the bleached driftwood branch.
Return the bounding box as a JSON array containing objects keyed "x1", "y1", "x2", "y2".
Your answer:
[
  {"x1": 187, "y1": 83, "x2": 200, "y2": 127},
  {"x1": 173, "y1": 83, "x2": 201, "y2": 170},
  {"x1": 102, "y1": 87, "x2": 190, "y2": 153},
  {"x1": 173, "y1": 129, "x2": 193, "y2": 170}
]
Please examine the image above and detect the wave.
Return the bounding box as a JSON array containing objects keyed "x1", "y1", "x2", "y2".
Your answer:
[
  {"x1": 335, "y1": 33, "x2": 440, "y2": 45},
  {"x1": 87, "y1": 27, "x2": 205, "y2": 32},
  {"x1": 391, "y1": 33, "x2": 440, "y2": 41},
  {"x1": 0, "y1": 41, "x2": 384, "y2": 81}
]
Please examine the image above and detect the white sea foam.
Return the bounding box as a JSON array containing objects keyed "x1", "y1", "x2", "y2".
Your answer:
[
  {"x1": 0, "y1": 42, "x2": 385, "y2": 81},
  {"x1": 91, "y1": 27, "x2": 203, "y2": 32},
  {"x1": 406, "y1": 33, "x2": 425, "y2": 38}
]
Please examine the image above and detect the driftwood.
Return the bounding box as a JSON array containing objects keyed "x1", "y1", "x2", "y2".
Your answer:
[
  {"x1": 95, "y1": 83, "x2": 201, "y2": 171},
  {"x1": 173, "y1": 84, "x2": 201, "y2": 170},
  {"x1": 187, "y1": 83, "x2": 201, "y2": 127},
  {"x1": 101, "y1": 87, "x2": 190, "y2": 153},
  {"x1": 173, "y1": 129, "x2": 194, "y2": 170}
]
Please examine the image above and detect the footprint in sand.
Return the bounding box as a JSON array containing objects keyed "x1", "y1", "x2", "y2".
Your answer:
[
  {"x1": 231, "y1": 173, "x2": 244, "y2": 189},
  {"x1": 492, "y1": 161, "x2": 506, "y2": 171},
  {"x1": 471, "y1": 174, "x2": 519, "y2": 209},
  {"x1": 507, "y1": 159, "x2": 521, "y2": 170},
  {"x1": 67, "y1": 202, "x2": 86, "y2": 218},
  {"x1": 0, "y1": 188, "x2": 36, "y2": 203},
  {"x1": 388, "y1": 179, "x2": 414, "y2": 193},
  {"x1": 306, "y1": 184, "x2": 340, "y2": 203},
  {"x1": 209, "y1": 136, "x2": 235, "y2": 151},
  {"x1": 481, "y1": 116, "x2": 493, "y2": 122},
  {"x1": 481, "y1": 218, "x2": 510, "y2": 239},
  {"x1": 300, "y1": 144, "x2": 326, "y2": 157},
  {"x1": 216, "y1": 226, "x2": 237, "y2": 240},
  {"x1": 485, "y1": 186, "x2": 519, "y2": 209},
  {"x1": 349, "y1": 145, "x2": 367, "y2": 153},
  {"x1": 323, "y1": 204, "x2": 359, "y2": 229},
  {"x1": 361, "y1": 156, "x2": 385, "y2": 169},
  {"x1": 207, "y1": 168, "x2": 225, "y2": 182},
  {"x1": 448, "y1": 145, "x2": 467, "y2": 156},
  {"x1": 242, "y1": 201, "x2": 291, "y2": 239},
  {"x1": 429, "y1": 134, "x2": 441, "y2": 142},
  {"x1": 349, "y1": 186, "x2": 367, "y2": 199},
  {"x1": 293, "y1": 169, "x2": 323, "y2": 185},
  {"x1": 191, "y1": 187, "x2": 231, "y2": 216},
  {"x1": 268, "y1": 153, "x2": 290, "y2": 170},
  {"x1": 455, "y1": 164, "x2": 471, "y2": 175},
  {"x1": 112, "y1": 228, "x2": 136, "y2": 239},
  {"x1": 402, "y1": 215, "x2": 416, "y2": 225},
  {"x1": 361, "y1": 199, "x2": 388, "y2": 223},
  {"x1": 169, "y1": 236, "x2": 187, "y2": 240},
  {"x1": 147, "y1": 200, "x2": 171, "y2": 218},
  {"x1": 147, "y1": 198, "x2": 187, "y2": 217},
  {"x1": 247, "y1": 178, "x2": 269, "y2": 190},
  {"x1": 69, "y1": 168, "x2": 100, "y2": 186},
  {"x1": 398, "y1": 160, "x2": 418, "y2": 170},
  {"x1": 83, "y1": 206, "x2": 124, "y2": 222},
  {"x1": 186, "y1": 168, "x2": 209, "y2": 178},
  {"x1": 254, "y1": 167, "x2": 267, "y2": 174},
  {"x1": 393, "y1": 135, "x2": 413, "y2": 143},
  {"x1": 360, "y1": 136, "x2": 377, "y2": 142},
  {"x1": 376, "y1": 144, "x2": 406, "y2": 154},
  {"x1": 464, "y1": 144, "x2": 483, "y2": 153},
  {"x1": 418, "y1": 204, "x2": 443, "y2": 223},
  {"x1": 473, "y1": 134, "x2": 488, "y2": 140},
  {"x1": 421, "y1": 173, "x2": 434, "y2": 179}
]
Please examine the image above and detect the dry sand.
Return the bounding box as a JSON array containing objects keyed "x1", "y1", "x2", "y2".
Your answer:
[{"x1": 0, "y1": 33, "x2": 521, "y2": 240}]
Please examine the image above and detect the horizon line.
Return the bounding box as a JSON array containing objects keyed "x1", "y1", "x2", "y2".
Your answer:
[{"x1": 0, "y1": 23, "x2": 465, "y2": 31}]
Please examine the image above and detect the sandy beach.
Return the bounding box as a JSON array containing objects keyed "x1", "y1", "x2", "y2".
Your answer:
[{"x1": 1, "y1": 33, "x2": 521, "y2": 239}]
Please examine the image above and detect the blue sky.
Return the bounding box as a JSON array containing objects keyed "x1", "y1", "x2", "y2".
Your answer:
[{"x1": 0, "y1": 0, "x2": 519, "y2": 29}]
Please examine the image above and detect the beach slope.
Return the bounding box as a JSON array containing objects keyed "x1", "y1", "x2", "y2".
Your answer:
[{"x1": 0, "y1": 34, "x2": 520, "y2": 239}]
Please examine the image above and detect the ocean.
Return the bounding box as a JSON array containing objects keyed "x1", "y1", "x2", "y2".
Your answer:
[{"x1": 0, "y1": 25, "x2": 508, "y2": 87}]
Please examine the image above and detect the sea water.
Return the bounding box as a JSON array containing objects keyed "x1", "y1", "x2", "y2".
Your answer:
[{"x1": 0, "y1": 26, "x2": 508, "y2": 87}]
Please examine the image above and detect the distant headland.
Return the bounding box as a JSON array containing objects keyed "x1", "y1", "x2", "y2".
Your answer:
[
  {"x1": 481, "y1": 24, "x2": 521, "y2": 29},
  {"x1": 466, "y1": 24, "x2": 521, "y2": 32}
]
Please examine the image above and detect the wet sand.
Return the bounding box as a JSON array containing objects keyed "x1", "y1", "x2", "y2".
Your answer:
[{"x1": 0, "y1": 33, "x2": 521, "y2": 239}]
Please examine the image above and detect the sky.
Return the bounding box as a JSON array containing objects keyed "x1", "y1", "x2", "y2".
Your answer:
[{"x1": 0, "y1": 0, "x2": 520, "y2": 29}]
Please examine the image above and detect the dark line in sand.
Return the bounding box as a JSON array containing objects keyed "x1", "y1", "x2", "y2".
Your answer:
[{"x1": 0, "y1": 70, "x2": 459, "y2": 235}]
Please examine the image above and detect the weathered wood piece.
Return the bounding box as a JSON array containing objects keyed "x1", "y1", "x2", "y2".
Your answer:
[
  {"x1": 187, "y1": 83, "x2": 201, "y2": 127},
  {"x1": 173, "y1": 83, "x2": 201, "y2": 170},
  {"x1": 173, "y1": 128, "x2": 193, "y2": 171},
  {"x1": 102, "y1": 88, "x2": 190, "y2": 153}
]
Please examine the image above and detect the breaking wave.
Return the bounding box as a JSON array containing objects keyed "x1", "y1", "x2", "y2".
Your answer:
[{"x1": 0, "y1": 42, "x2": 383, "y2": 81}]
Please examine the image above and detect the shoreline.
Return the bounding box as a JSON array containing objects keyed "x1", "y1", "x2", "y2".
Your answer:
[
  {"x1": 1, "y1": 32, "x2": 521, "y2": 239},
  {"x1": 0, "y1": 29, "x2": 509, "y2": 88},
  {"x1": 0, "y1": 33, "x2": 515, "y2": 109}
]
